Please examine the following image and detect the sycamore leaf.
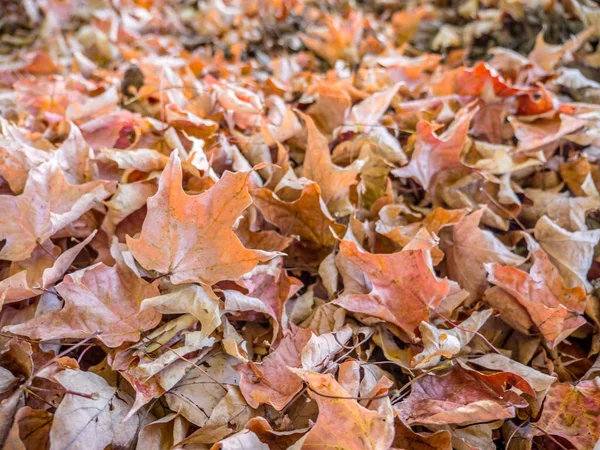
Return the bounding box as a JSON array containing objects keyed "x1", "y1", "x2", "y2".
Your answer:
[
  {"x1": 4, "y1": 260, "x2": 161, "y2": 347},
  {"x1": 127, "y1": 151, "x2": 275, "y2": 285},
  {"x1": 534, "y1": 215, "x2": 600, "y2": 291},
  {"x1": 396, "y1": 364, "x2": 534, "y2": 426},
  {"x1": 50, "y1": 369, "x2": 139, "y2": 450},
  {"x1": 0, "y1": 160, "x2": 114, "y2": 261},
  {"x1": 442, "y1": 209, "x2": 525, "y2": 304},
  {"x1": 334, "y1": 240, "x2": 451, "y2": 338},
  {"x1": 292, "y1": 369, "x2": 395, "y2": 450},
  {"x1": 300, "y1": 112, "x2": 360, "y2": 217},
  {"x1": 392, "y1": 107, "x2": 476, "y2": 189},
  {"x1": 533, "y1": 379, "x2": 600, "y2": 450}
]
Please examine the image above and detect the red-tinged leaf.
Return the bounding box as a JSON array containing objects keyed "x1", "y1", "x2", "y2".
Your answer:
[
  {"x1": 485, "y1": 235, "x2": 587, "y2": 348},
  {"x1": 392, "y1": 107, "x2": 476, "y2": 189},
  {"x1": 334, "y1": 240, "x2": 451, "y2": 338},
  {"x1": 127, "y1": 151, "x2": 275, "y2": 285},
  {"x1": 235, "y1": 327, "x2": 313, "y2": 410},
  {"x1": 396, "y1": 364, "x2": 534, "y2": 426},
  {"x1": 533, "y1": 380, "x2": 600, "y2": 450}
]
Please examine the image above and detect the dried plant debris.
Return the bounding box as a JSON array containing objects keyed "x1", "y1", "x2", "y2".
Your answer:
[{"x1": 1, "y1": 0, "x2": 600, "y2": 449}]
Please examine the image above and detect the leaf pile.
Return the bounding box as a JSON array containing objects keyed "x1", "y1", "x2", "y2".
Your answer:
[{"x1": 1, "y1": 0, "x2": 600, "y2": 449}]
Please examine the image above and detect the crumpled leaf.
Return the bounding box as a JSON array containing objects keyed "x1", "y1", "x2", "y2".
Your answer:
[
  {"x1": 442, "y1": 208, "x2": 525, "y2": 304},
  {"x1": 412, "y1": 309, "x2": 493, "y2": 369},
  {"x1": 393, "y1": 108, "x2": 476, "y2": 189},
  {"x1": 128, "y1": 151, "x2": 275, "y2": 285},
  {"x1": 251, "y1": 180, "x2": 346, "y2": 248},
  {"x1": 235, "y1": 327, "x2": 313, "y2": 410}
]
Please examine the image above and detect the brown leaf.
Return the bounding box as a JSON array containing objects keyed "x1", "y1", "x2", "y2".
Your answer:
[
  {"x1": 396, "y1": 364, "x2": 534, "y2": 426},
  {"x1": 442, "y1": 208, "x2": 525, "y2": 304},
  {"x1": 251, "y1": 180, "x2": 346, "y2": 248},
  {"x1": 301, "y1": 112, "x2": 360, "y2": 217},
  {"x1": 4, "y1": 260, "x2": 161, "y2": 347},
  {"x1": 0, "y1": 160, "x2": 114, "y2": 261},
  {"x1": 3, "y1": 407, "x2": 52, "y2": 450}
]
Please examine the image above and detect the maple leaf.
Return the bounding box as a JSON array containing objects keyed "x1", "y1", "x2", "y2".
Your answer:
[
  {"x1": 127, "y1": 151, "x2": 275, "y2": 285},
  {"x1": 0, "y1": 231, "x2": 96, "y2": 305},
  {"x1": 534, "y1": 215, "x2": 600, "y2": 291},
  {"x1": 442, "y1": 208, "x2": 525, "y2": 304},
  {"x1": 0, "y1": 160, "x2": 114, "y2": 261},
  {"x1": 292, "y1": 369, "x2": 395, "y2": 450},
  {"x1": 4, "y1": 259, "x2": 161, "y2": 347},
  {"x1": 4, "y1": 406, "x2": 52, "y2": 450},
  {"x1": 300, "y1": 112, "x2": 360, "y2": 217},
  {"x1": 396, "y1": 364, "x2": 534, "y2": 426},
  {"x1": 251, "y1": 180, "x2": 346, "y2": 248},
  {"x1": 235, "y1": 327, "x2": 313, "y2": 410},
  {"x1": 533, "y1": 379, "x2": 600, "y2": 450},
  {"x1": 334, "y1": 240, "x2": 451, "y2": 338},
  {"x1": 392, "y1": 107, "x2": 476, "y2": 189},
  {"x1": 49, "y1": 369, "x2": 139, "y2": 450}
]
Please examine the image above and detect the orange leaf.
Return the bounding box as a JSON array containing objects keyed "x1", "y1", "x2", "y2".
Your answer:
[
  {"x1": 127, "y1": 152, "x2": 275, "y2": 285},
  {"x1": 334, "y1": 240, "x2": 450, "y2": 337}
]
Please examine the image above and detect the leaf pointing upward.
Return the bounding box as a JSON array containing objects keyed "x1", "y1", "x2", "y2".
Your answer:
[{"x1": 127, "y1": 152, "x2": 275, "y2": 285}]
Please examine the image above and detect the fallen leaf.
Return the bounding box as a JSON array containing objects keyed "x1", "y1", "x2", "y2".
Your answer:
[
  {"x1": 392, "y1": 107, "x2": 476, "y2": 189},
  {"x1": 4, "y1": 259, "x2": 161, "y2": 347},
  {"x1": 128, "y1": 151, "x2": 275, "y2": 285},
  {"x1": 334, "y1": 240, "x2": 451, "y2": 338},
  {"x1": 0, "y1": 160, "x2": 114, "y2": 261},
  {"x1": 292, "y1": 369, "x2": 395, "y2": 450}
]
